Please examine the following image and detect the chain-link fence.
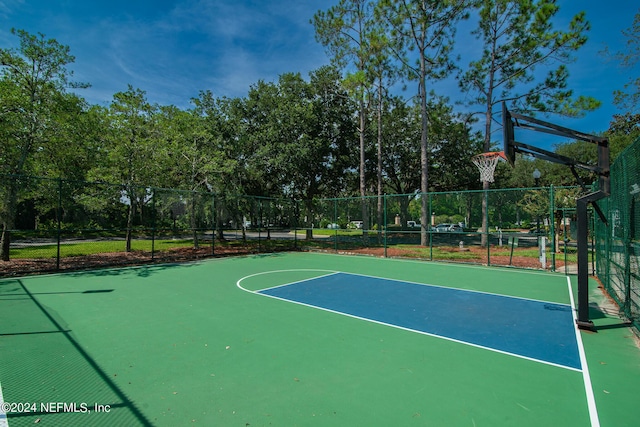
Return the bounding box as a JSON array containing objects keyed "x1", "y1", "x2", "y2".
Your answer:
[
  {"x1": 0, "y1": 176, "x2": 303, "y2": 276},
  {"x1": 595, "y1": 136, "x2": 640, "y2": 331},
  {"x1": 298, "y1": 187, "x2": 586, "y2": 273},
  {"x1": 2, "y1": 174, "x2": 588, "y2": 276}
]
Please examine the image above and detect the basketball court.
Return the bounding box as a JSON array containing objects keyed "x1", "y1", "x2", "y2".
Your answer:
[{"x1": 1, "y1": 252, "x2": 639, "y2": 426}]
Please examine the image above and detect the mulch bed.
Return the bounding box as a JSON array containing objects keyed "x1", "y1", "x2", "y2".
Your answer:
[
  {"x1": 341, "y1": 245, "x2": 575, "y2": 271},
  {"x1": 0, "y1": 246, "x2": 256, "y2": 277},
  {"x1": 1, "y1": 244, "x2": 575, "y2": 278}
]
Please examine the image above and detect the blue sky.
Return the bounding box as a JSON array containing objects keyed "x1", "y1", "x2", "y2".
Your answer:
[{"x1": 1, "y1": 0, "x2": 638, "y2": 147}]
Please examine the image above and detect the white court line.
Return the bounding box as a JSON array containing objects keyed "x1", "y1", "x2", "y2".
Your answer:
[
  {"x1": 236, "y1": 269, "x2": 338, "y2": 293},
  {"x1": 567, "y1": 276, "x2": 600, "y2": 427},
  {"x1": 257, "y1": 271, "x2": 339, "y2": 293},
  {"x1": 0, "y1": 381, "x2": 9, "y2": 427},
  {"x1": 337, "y1": 270, "x2": 572, "y2": 307},
  {"x1": 255, "y1": 288, "x2": 581, "y2": 372},
  {"x1": 236, "y1": 269, "x2": 582, "y2": 372},
  {"x1": 311, "y1": 251, "x2": 564, "y2": 277}
]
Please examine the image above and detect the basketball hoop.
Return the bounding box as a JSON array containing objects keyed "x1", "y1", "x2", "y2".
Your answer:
[{"x1": 472, "y1": 151, "x2": 506, "y2": 183}]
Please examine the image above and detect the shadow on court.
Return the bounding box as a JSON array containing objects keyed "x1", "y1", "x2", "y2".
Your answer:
[
  {"x1": 66, "y1": 262, "x2": 193, "y2": 279},
  {"x1": 4, "y1": 253, "x2": 638, "y2": 426},
  {"x1": 0, "y1": 279, "x2": 152, "y2": 426}
]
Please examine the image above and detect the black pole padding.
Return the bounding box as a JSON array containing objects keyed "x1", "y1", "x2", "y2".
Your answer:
[{"x1": 576, "y1": 190, "x2": 607, "y2": 330}]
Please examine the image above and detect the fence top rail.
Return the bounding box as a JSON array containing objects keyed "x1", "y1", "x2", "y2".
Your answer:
[
  {"x1": 612, "y1": 135, "x2": 640, "y2": 162},
  {"x1": 2, "y1": 173, "x2": 582, "y2": 201},
  {"x1": 314, "y1": 185, "x2": 582, "y2": 201}
]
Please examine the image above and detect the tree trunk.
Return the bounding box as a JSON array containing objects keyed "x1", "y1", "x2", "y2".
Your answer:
[
  {"x1": 125, "y1": 188, "x2": 135, "y2": 252},
  {"x1": 2, "y1": 180, "x2": 17, "y2": 259},
  {"x1": 1, "y1": 180, "x2": 19, "y2": 261},
  {"x1": 0, "y1": 226, "x2": 12, "y2": 261},
  {"x1": 215, "y1": 196, "x2": 226, "y2": 241},
  {"x1": 481, "y1": 180, "x2": 489, "y2": 247},
  {"x1": 419, "y1": 63, "x2": 429, "y2": 246},
  {"x1": 377, "y1": 76, "x2": 384, "y2": 242},
  {"x1": 191, "y1": 194, "x2": 200, "y2": 249},
  {"x1": 465, "y1": 195, "x2": 473, "y2": 230},
  {"x1": 359, "y1": 94, "x2": 369, "y2": 246},
  {"x1": 400, "y1": 196, "x2": 410, "y2": 227},
  {"x1": 216, "y1": 214, "x2": 226, "y2": 241},
  {"x1": 305, "y1": 199, "x2": 314, "y2": 240}
]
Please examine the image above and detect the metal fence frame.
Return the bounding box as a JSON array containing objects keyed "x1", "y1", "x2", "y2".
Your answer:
[
  {"x1": 0, "y1": 175, "x2": 591, "y2": 277},
  {"x1": 3, "y1": 155, "x2": 638, "y2": 334},
  {"x1": 595, "y1": 136, "x2": 640, "y2": 331}
]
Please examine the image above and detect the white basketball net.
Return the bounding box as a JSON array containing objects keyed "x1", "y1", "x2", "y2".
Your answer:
[{"x1": 472, "y1": 152, "x2": 505, "y2": 183}]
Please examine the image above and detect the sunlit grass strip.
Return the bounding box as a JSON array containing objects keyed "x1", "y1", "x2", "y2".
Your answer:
[
  {"x1": 309, "y1": 228, "x2": 368, "y2": 236},
  {"x1": 393, "y1": 245, "x2": 479, "y2": 260},
  {"x1": 10, "y1": 239, "x2": 196, "y2": 259}
]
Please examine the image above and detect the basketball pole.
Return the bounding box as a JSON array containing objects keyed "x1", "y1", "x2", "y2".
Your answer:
[
  {"x1": 576, "y1": 190, "x2": 607, "y2": 329},
  {"x1": 501, "y1": 102, "x2": 609, "y2": 331}
]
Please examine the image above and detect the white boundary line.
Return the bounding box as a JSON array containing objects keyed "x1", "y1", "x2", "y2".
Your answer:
[
  {"x1": 0, "y1": 381, "x2": 9, "y2": 427},
  {"x1": 337, "y1": 270, "x2": 572, "y2": 307},
  {"x1": 310, "y1": 251, "x2": 563, "y2": 277},
  {"x1": 236, "y1": 269, "x2": 582, "y2": 372},
  {"x1": 236, "y1": 269, "x2": 338, "y2": 293},
  {"x1": 257, "y1": 271, "x2": 340, "y2": 293},
  {"x1": 567, "y1": 276, "x2": 600, "y2": 427}
]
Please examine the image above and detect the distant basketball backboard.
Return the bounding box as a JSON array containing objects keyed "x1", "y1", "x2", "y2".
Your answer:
[{"x1": 502, "y1": 102, "x2": 515, "y2": 167}]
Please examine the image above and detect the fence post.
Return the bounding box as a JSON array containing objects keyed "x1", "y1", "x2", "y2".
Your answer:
[
  {"x1": 334, "y1": 199, "x2": 338, "y2": 252},
  {"x1": 151, "y1": 188, "x2": 156, "y2": 261},
  {"x1": 212, "y1": 193, "x2": 215, "y2": 255},
  {"x1": 293, "y1": 198, "x2": 298, "y2": 250},
  {"x1": 486, "y1": 190, "x2": 490, "y2": 266},
  {"x1": 550, "y1": 185, "x2": 555, "y2": 272},
  {"x1": 591, "y1": 210, "x2": 596, "y2": 276},
  {"x1": 56, "y1": 177, "x2": 62, "y2": 271},
  {"x1": 623, "y1": 200, "x2": 632, "y2": 318},
  {"x1": 576, "y1": 190, "x2": 607, "y2": 330},
  {"x1": 258, "y1": 198, "x2": 262, "y2": 253},
  {"x1": 428, "y1": 193, "x2": 433, "y2": 260},
  {"x1": 383, "y1": 194, "x2": 387, "y2": 258}
]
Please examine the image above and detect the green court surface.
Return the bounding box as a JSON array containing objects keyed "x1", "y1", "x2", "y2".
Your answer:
[{"x1": 1, "y1": 252, "x2": 639, "y2": 426}]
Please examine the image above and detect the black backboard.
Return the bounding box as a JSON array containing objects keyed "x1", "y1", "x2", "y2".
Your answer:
[{"x1": 502, "y1": 102, "x2": 516, "y2": 167}]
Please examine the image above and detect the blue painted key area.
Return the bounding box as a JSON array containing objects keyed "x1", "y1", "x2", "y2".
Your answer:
[{"x1": 259, "y1": 272, "x2": 581, "y2": 370}]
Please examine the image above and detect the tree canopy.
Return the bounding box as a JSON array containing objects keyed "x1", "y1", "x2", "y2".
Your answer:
[{"x1": 1, "y1": 6, "x2": 636, "y2": 259}]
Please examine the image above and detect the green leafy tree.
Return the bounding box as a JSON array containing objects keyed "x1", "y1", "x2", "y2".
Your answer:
[
  {"x1": 242, "y1": 68, "x2": 356, "y2": 238},
  {"x1": 606, "y1": 113, "x2": 640, "y2": 160},
  {"x1": 308, "y1": 66, "x2": 359, "y2": 200},
  {"x1": 0, "y1": 29, "x2": 88, "y2": 260},
  {"x1": 604, "y1": 10, "x2": 640, "y2": 113},
  {"x1": 461, "y1": 0, "x2": 599, "y2": 142},
  {"x1": 191, "y1": 92, "x2": 246, "y2": 240},
  {"x1": 156, "y1": 105, "x2": 215, "y2": 248},
  {"x1": 458, "y1": 0, "x2": 599, "y2": 245},
  {"x1": 367, "y1": 25, "x2": 397, "y2": 234},
  {"x1": 379, "y1": 97, "x2": 424, "y2": 228},
  {"x1": 380, "y1": 96, "x2": 421, "y2": 224},
  {"x1": 35, "y1": 99, "x2": 104, "y2": 180},
  {"x1": 428, "y1": 98, "x2": 484, "y2": 192},
  {"x1": 88, "y1": 86, "x2": 158, "y2": 252},
  {"x1": 377, "y1": 0, "x2": 470, "y2": 245},
  {"x1": 313, "y1": 0, "x2": 379, "y2": 235},
  {"x1": 532, "y1": 115, "x2": 637, "y2": 191},
  {"x1": 31, "y1": 95, "x2": 104, "y2": 231},
  {"x1": 382, "y1": 95, "x2": 482, "y2": 224}
]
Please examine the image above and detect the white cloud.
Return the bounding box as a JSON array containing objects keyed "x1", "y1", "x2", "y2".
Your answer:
[
  {"x1": 0, "y1": 0, "x2": 23, "y2": 16},
  {"x1": 2, "y1": 0, "x2": 326, "y2": 107}
]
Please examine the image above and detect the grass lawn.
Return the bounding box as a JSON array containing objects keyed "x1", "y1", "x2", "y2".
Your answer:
[
  {"x1": 10, "y1": 239, "x2": 196, "y2": 259},
  {"x1": 9, "y1": 233, "x2": 590, "y2": 266},
  {"x1": 310, "y1": 228, "x2": 369, "y2": 237}
]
